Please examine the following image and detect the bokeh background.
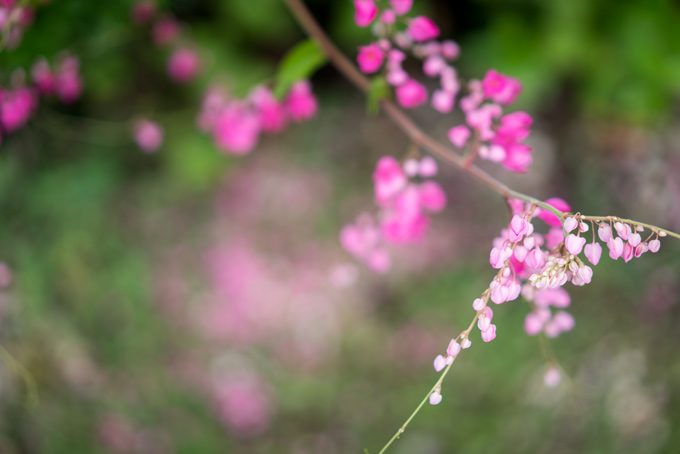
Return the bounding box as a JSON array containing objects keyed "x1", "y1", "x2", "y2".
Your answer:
[{"x1": 1, "y1": 0, "x2": 680, "y2": 452}]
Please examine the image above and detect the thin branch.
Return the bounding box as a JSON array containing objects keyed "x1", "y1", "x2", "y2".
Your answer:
[
  {"x1": 579, "y1": 215, "x2": 680, "y2": 241},
  {"x1": 377, "y1": 312, "x2": 479, "y2": 454},
  {"x1": 282, "y1": 0, "x2": 680, "y2": 239},
  {"x1": 283, "y1": 0, "x2": 560, "y2": 218}
]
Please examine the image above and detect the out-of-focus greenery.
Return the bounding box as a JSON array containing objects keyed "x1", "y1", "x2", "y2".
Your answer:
[{"x1": 1, "y1": 0, "x2": 679, "y2": 453}]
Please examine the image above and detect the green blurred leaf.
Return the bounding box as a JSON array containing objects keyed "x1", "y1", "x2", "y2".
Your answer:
[
  {"x1": 274, "y1": 39, "x2": 327, "y2": 98},
  {"x1": 366, "y1": 76, "x2": 390, "y2": 114}
]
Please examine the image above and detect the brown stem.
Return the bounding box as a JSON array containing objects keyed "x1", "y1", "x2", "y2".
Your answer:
[
  {"x1": 280, "y1": 0, "x2": 564, "y2": 213},
  {"x1": 281, "y1": 0, "x2": 680, "y2": 234}
]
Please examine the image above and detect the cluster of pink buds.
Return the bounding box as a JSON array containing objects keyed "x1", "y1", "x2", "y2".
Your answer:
[
  {"x1": 341, "y1": 155, "x2": 446, "y2": 272},
  {"x1": 353, "y1": 0, "x2": 533, "y2": 173},
  {"x1": 561, "y1": 215, "x2": 664, "y2": 265},
  {"x1": 1, "y1": 54, "x2": 82, "y2": 146},
  {"x1": 487, "y1": 198, "x2": 582, "y2": 340},
  {"x1": 197, "y1": 81, "x2": 317, "y2": 155},
  {"x1": 0, "y1": 0, "x2": 33, "y2": 50},
  {"x1": 522, "y1": 286, "x2": 574, "y2": 338},
  {"x1": 429, "y1": 332, "x2": 471, "y2": 405},
  {"x1": 0, "y1": 82, "x2": 36, "y2": 141},
  {"x1": 131, "y1": 0, "x2": 201, "y2": 84},
  {"x1": 31, "y1": 54, "x2": 83, "y2": 103}
]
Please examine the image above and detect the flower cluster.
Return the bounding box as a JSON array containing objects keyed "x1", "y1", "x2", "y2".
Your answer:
[
  {"x1": 1, "y1": 54, "x2": 83, "y2": 146},
  {"x1": 561, "y1": 215, "x2": 663, "y2": 265},
  {"x1": 353, "y1": 0, "x2": 533, "y2": 172},
  {"x1": 131, "y1": 0, "x2": 201, "y2": 84},
  {"x1": 31, "y1": 54, "x2": 83, "y2": 103},
  {"x1": 428, "y1": 196, "x2": 672, "y2": 404},
  {"x1": 0, "y1": 0, "x2": 33, "y2": 50},
  {"x1": 197, "y1": 81, "x2": 317, "y2": 155},
  {"x1": 341, "y1": 155, "x2": 446, "y2": 272}
]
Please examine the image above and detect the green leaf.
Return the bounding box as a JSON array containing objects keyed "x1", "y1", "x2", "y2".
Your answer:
[
  {"x1": 367, "y1": 76, "x2": 390, "y2": 114},
  {"x1": 274, "y1": 39, "x2": 327, "y2": 98}
]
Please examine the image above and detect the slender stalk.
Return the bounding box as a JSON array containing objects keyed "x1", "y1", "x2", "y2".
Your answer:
[
  {"x1": 579, "y1": 215, "x2": 680, "y2": 241},
  {"x1": 376, "y1": 313, "x2": 480, "y2": 454},
  {"x1": 0, "y1": 344, "x2": 38, "y2": 407},
  {"x1": 377, "y1": 360, "x2": 455, "y2": 454}
]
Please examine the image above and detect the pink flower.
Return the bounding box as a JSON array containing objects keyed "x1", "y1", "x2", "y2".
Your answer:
[
  {"x1": 431, "y1": 89, "x2": 454, "y2": 113},
  {"x1": 214, "y1": 375, "x2": 271, "y2": 436},
  {"x1": 648, "y1": 239, "x2": 661, "y2": 253},
  {"x1": 622, "y1": 242, "x2": 634, "y2": 263},
  {"x1": 396, "y1": 79, "x2": 427, "y2": 109},
  {"x1": 131, "y1": 0, "x2": 155, "y2": 24},
  {"x1": 507, "y1": 215, "x2": 531, "y2": 242},
  {"x1": 481, "y1": 324, "x2": 497, "y2": 342},
  {"x1": 525, "y1": 247, "x2": 545, "y2": 270},
  {"x1": 213, "y1": 104, "x2": 261, "y2": 155},
  {"x1": 447, "y1": 339, "x2": 461, "y2": 357},
  {"x1": 381, "y1": 206, "x2": 429, "y2": 244},
  {"x1": 433, "y1": 354, "x2": 446, "y2": 372},
  {"x1": 373, "y1": 156, "x2": 407, "y2": 205},
  {"x1": 429, "y1": 391, "x2": 442, "y2": 405},
  {"x1": 565, "y1": 234, "x2": 586, "y2": 255},
  {"x1": 441, "y1": 40, "x2": 460, "y2": 60},
  {"x1": 250, "y1": 86, "x2": 287, "y2": 133},
  {"x1": 168, "y1": 48, "x2": 201, "y2": 83},
  {"x1": 607, "y1": 237, "x2": 624, "y2": 260},
  {"x1": 284, "y1": 80, "x2": 317, "y2": 121},
  {"x1": 584, "y1": 243, "x2": 602, "y2": 265},
  {"x1": 197, "y1": 86, "x2": 228, "y2": 132},
  {"x1": 563, "y1": 217, "x2": 578, "y2": 232},
  {"x1": 419, "y1": 181, "x2": 446, "y2": 212},
  {"x1": 390, "y1": 0, "x2": 413, "y2": 15},
  {"x1": 544, "y1": 367, "x2": 561, "y2": 387},
  {"x1": 466, "y1": 103, "x2": 502, "y2": 140},
  {"x1": 31, "y1": 58, "x2": 54, "y2": 95},
  {"x1": 418, "y1": 156, "x2": 438, "y2": 177},
  {"x1": 153, "y1": 16, "x2": 180, "y2": 46},
  {"x1": 500, "y1": 143, "x2": 533, "y2": 173},
  {"x1": 407, "y1": 16, "x2": 440, "y2": 42},
  {"x1": 524, "y1": 312, "x2": 545, "y2": 336},
  {"x1": 481, "y1": 69, "x2": 522, "y2": 105},
  {"x1": 54, "y1": 55, "x2": 83, "y2": 103},
  {"x1": 614, "y1": 222, "x2": 630, "y2": 240},
  {"x1": 496, "y1": 111, "x2": 532, "y2": 142},
  {"x1": 0, "y1": 87, "x2": 36, "y2": 132},
  {"x1": 533, "y1": 287, "x2": 571, "y2": 308},
  {"x1": 598, "y1": 224, "x2": 612, "y2": 242},
  {"x1": 448, "y1": 125, "x2": 470, "y2": 148},
  {"x1": 380, "y1": 9, "x2": 396, "y2": 24},
  {"x1": 544, "y1": 227, "x2": 564, "y2": 249},
  {"x1": 133, "y1": 119, "x2": 163, "y2": 153},
  {"x1": 357, "y1": 43, "x2": 385, "y2": 74},
  {"x1": 354, "y1": 0, "x2": 378, "y2": 27},
  {"x1": 440, "y1": 67, "x2": 459, "y2": 93},
  {"x1": 340, "y1": 214, "x2": 391, "y2": 272},
  {"x1": 628, "y1": 232, "x2": 641, "y2": 247},
  {"x1": 423, "y1": 56, "x2": 446, "y2": 77},
  {"x1": 537, "y1": 198, "x2": 570, "y2": 227}
]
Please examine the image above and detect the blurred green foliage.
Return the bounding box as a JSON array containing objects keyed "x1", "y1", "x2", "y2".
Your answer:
[{"x1": 0, "y1": 0, "x2": 679, "y2": 453}]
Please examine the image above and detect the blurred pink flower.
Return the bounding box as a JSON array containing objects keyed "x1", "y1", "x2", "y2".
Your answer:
[
  {"x1": 133, "y1": 119, "x2": 164, "y2": 153},
  {"x1": 167, "y1": 48, "x2": 201, "y2": 83},
  {"x1": 213, "y1": 374, "x2": 272, "y2": 436},
  {"x1": 285, "y1": 81, "x2": 317, "y2": 121}
]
